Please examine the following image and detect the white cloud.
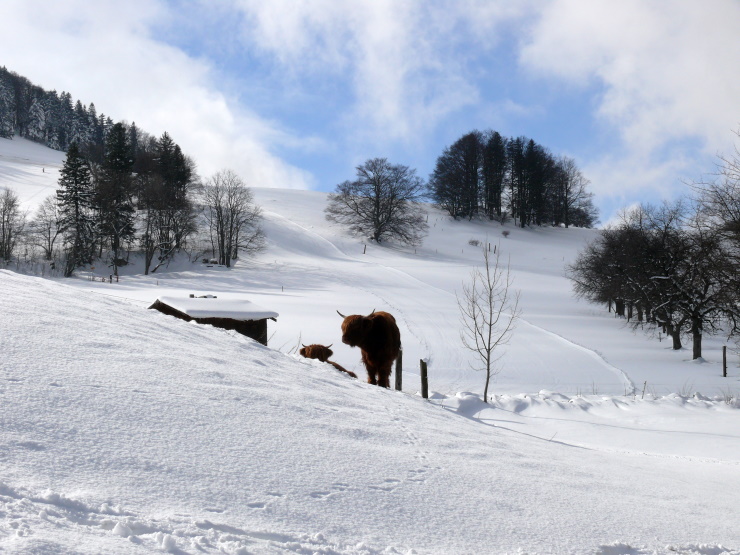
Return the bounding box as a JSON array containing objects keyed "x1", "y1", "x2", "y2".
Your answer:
[
  {"x1": 519, "y1": 0, "x2": 740, "y2": 212},
  {"x1": 0, "y1": 0, "x2": 314, "y2": 189},
  {"x1": 230, "y1": 0, "x2": 530, "y2": 146}
]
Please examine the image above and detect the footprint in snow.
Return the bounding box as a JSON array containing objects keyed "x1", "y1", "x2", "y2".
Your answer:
[
  {"x1": 16, "y1": 441, "x2": 46, "y2": 451},
  {"x1": 369, "y1": 478, "x2": 401, "y2": 492}
]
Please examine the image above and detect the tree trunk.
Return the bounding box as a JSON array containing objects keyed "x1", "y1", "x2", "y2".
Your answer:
[
  {"x1": 665, "y1": 322, "x2": 682, "y2": 350},
  {"x1": 615, "y1": 299, "x2": 625, "y2": 317},
  {"x1": 691, "y1": 318, "x2": 702, "y2": 360}
]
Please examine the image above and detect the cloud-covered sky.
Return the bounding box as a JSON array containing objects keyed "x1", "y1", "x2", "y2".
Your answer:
[{"x1": 2, "y1": 0, "x2": 739, "y2": 223}]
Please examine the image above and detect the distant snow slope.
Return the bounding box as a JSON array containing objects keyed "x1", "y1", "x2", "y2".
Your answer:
[
  {"x1": 0, "y1": 136, "x2": 65, "y2": 209},
  {"x1": 1, "y1": 270, "x2": 738, "y2": 554}
]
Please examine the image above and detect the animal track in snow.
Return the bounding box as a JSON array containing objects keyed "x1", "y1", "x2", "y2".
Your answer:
[
  {"x1": 369, "y1": 478, "x2": 402, "y2": 492},
  {"x1": 309, "y1": 482, "x2": 354, "y2": 499}
]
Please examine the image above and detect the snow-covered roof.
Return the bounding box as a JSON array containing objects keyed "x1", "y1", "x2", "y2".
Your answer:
[{"x1": 151, "y1": 295, "x2": 279, "y2": 320}]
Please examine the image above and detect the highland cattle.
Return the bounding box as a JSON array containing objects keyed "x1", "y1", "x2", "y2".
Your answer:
[
  {"x1": 299, "y1": 343, "x2": 358, "y2": 379},
  {"x1": 336, "y1": 310, "x2": 401, "y2": 388}
]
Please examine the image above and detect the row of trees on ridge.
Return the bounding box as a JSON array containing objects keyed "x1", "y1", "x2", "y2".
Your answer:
[
  {"x1": 568, "y1": 138, "x2": 740, "y2": 359},
  {"x1": 325, "y1": 133, "x2": 599, "y2": 248},
  {"x1": 1, "y1": 66, "x2": 119, "y2": 151}
]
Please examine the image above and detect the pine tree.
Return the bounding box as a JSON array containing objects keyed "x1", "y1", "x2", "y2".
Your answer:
[
  {"x1": 43, "y1": 90, "x2": 62, "y2": 149},
  {"x1": 0, "y1": 76, "x2": 16, "y2": 138},
  {"x1": 96, "y1": 122, "x2": 135, "y2": 274},
  {"x1": 26, "y1": 95, "x2": 46, "y2": 142},
  {"x1": 507, "y1": 137, "x2": 526, "y2": 227},
  {"x1": 428, "y1": 132, "x2": 483, "y2": 220},
  {"x1": 70, "y1": 100, "x2": 89, "y2": 146},
  {"x1": 58, "y1": 92, "x2": 74, "y2": 149},
  {"x1": 482, "y1": 131, "x2": 507, "y2": 219},
  {"x1": 57, "y1": 142, "x2": 95, "y2": 276}
]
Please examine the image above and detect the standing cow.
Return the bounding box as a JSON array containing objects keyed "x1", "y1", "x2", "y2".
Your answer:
[{"x1": 336, "y1": 309, "x2": 400, "y2": 388}]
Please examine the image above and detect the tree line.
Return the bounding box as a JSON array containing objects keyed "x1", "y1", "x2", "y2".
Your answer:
[
  {"x1": 0, "y1": 66, "x2": 118, "y2": 151},
  {"x1": 428, "y1": 130, "x2": 598, "y2": 228},
  {"x1": 326, "y1": 133, "x2": 598, "y2": 247},
  {"x1": 0, "y1": 68, "x2": 266, "y2": 276},
  {"x1": 568, "y1": 138, "x2": 740, "y2": 359},
  {"x1": 53, "y1": 123, "x2": 202, "y2": 277}
]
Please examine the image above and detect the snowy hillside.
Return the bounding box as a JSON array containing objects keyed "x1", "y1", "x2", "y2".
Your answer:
[
  {"x1": 1, "y1": 137, "x2": 739, "y2": 554},
  {"x1": 0, "y1": 136, "x2": 65, "y2": 210},
  {"x1": 2, "y1": 271, "x2": 739, "y2": 554}
]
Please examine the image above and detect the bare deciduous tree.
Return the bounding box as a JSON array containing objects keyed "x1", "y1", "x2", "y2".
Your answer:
[
  {"x1": 692, "y1": 130, "x2": 740, "y2": 249},
  {"x1": 202, "y1": 170, "x2": 265, "y2": 267},
  {"x1": 28, "y1": 195, "x2": 63, "y2": 261},
  {"x1": 326, "y1": 158, "x2": 428, "y2": 245},
  {"x1": 557, "y1": 156, "x2": 594, "y2": 228},
  {"x1": 0, "y1": 187, "x2": 26, "y2": 262},
  {"x1": 458, "y1": 245, "x2": 520, "y2": 402}
]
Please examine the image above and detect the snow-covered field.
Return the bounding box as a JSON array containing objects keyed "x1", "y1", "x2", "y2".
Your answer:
[{"x1": 1, "y1": 136, "x2": 739, "y2": 554}]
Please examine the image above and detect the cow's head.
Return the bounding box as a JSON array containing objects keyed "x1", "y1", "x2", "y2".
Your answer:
[{"x1": 337, "y1": 310, "x2": 374, "y2": 347}]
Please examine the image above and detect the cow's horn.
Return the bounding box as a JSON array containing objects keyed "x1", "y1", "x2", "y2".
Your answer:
[
  {"x1": 326, "y1": 344, "x2": 333, "y2": 348},
  {"x1": 337, "y1": 310, "x2": 347, "y2": 318},
  {"x1": 301, "y1": 343, "x2": 307, "y2": 347},
  {"x1": 369, "y1": 308, "x2": 376, "y2": 315}
]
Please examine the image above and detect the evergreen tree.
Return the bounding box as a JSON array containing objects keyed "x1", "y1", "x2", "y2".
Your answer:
[
  {"x1": 0, "y1": 76, "x2": 16, "y2": 138},
  {"x1": 57, "y1": 142, "x2": 95, "y2": 276},
  {"x1": 481, "y1": 131, "x2": 507, "y2": 219},
  {"x1": 88, "y1": 103, "x2": 103, "y2": 146},
  {"x1": 58, "y1": 92, "x2": 74, "y2": 149},
  {"x1": 507, "y1": 137, "x2": 526, "y2": 226},
  {"x1": 96, "y1": 122, "x2": 135, "y2": 274},
  {"x1": 428, "y1": 131, "x2": 483, "y2": 220},
  {"x1": 70, "y1": 100, "x2": 89, "y2": 146},
  {"x1": 43, "y1": 90, "x2": 62, "y2": 149},
  {"x1": 26, "y1": 95, "x2": 46, "y2": 142}
]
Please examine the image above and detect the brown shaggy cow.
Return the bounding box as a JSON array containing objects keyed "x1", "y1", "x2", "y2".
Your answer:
[
  {"x1": 299, "y1": 344, "x2": 358, "y2": 379},
  {"x1": 337, "y1": 310, "x2": 401, "y2": 388}
]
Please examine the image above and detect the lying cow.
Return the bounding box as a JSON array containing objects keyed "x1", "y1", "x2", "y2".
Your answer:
[{"x1": 299, "y1": 344, "x2": 357, "y2": 379}]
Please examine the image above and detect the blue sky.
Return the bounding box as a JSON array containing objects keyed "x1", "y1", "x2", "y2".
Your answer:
[{"x1": 2, "y1": 0, "x2": 739, "y2": 224}]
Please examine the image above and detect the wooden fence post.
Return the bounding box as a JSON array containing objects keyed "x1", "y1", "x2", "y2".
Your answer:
[
  {"x1": 395, "y1": 349, "x2": 403, "y2": 391},
  {"x1": 420, "y1": 359, "x2": 428, "y2": 399},
  {"x1": 723, "y1": 346, "x2": 727, "y2": 378}
]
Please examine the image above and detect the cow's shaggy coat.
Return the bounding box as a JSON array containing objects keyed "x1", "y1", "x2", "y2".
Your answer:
[{"x1": 338, "y1": 311, "x2": 401, "y2": 388}]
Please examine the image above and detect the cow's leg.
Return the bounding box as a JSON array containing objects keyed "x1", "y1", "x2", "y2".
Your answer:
[
  {"x1": 362, "y1": 352, "x2": 377, "y2": 385},
  {"x1": 377, "y1": 362, "x2": 391, "y2": 388}
]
